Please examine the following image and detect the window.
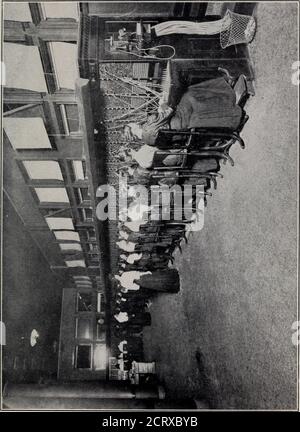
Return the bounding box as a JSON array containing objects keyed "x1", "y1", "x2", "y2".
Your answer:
[
  {"x1": 4, "y1": 117, "x2": 51, "y2": 149},
  {"x1": 4, "y1": 2, "x2": 32, "y2": 21},
  {"x1": 54, "y1": 231, "x2": 80, "y2": 241},
  {"x1": 4, "y1": 44, "x2": 47, "y2": 92},
  {"x1": 75, "y1": 187, "x2": 90, "y2": 204},
  {"x1": 80, "y1": 208, "x2": 93, "y2": 222},
  {"x1": 41, "y1": 3, "x2": 79, "y2": 20},
  {"x1": 75, "y1": 345, "x2": 91, "y2": 369},
  {"x1": 76, "y1": 318, "x2": 92, "y2": 339},
  {"x1": 96, "y1": 322, "x2": 105, "y2": 342},
  {"x1": 70, "y1": 291, "x2": 107, "y2": 372},
  {"x1": 73, "y1": 276, "x2": 92, "y2": 287},
  {"x1": 93, "y1": 344, "x2": 106, "y2": 370},
  {"x1": 59, "y1": 104, "x2": 80, "y2": 135},
  {"x1": 72, "y1": 161, "x2": 86, "y2": 181},
  {"x1": 59, "y1": 243, "x2": 82, "y2": 252},
  {"x1": 48, "y1": 42, "x2": 78, "y2": 90},
  {"x1": 86, "y1": 229, "x2": 96, "y2": 242},
  {"x1": 65, "y1": 260, "x2": 86, "y2": 268},
  {"x1": 34, "y1": 187, "x2": 69, "y2": 203},
  {"x1": 46, "y1": 217, "x2": 74, "y2": 230},
  {"x1": 77, "y1": 292, "x2": 93, "y2": 312},
  {"x1": 23, "y1": 161, "x2": 63, "y2": 181},
  {"x1": 97, "y1": 293, "x2": 102, "y2": 313}
]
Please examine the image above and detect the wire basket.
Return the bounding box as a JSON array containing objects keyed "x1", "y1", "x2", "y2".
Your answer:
[{"x1": 220, "y1": 10, "x2": 257, "y2": 49}]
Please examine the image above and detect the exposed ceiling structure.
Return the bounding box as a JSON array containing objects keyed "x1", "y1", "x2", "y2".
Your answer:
[{"x1": 3, "y1": 2, "x2": 104, "y2": 293}]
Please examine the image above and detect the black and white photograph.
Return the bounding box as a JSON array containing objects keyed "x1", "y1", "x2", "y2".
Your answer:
[{"x1": 0, "y1": 0, "x2": 299, "y2": 414}]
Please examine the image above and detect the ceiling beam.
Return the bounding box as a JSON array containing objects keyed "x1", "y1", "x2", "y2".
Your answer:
[
  {"x1": 3, "y1": 103, "x2": 42, "y2": 117},
  {"x1": 37, "y1": 202, "x2": 71, "y2": 209},
  {"x1": 4, "y1": 19, "x2": 78, "y2": 44},
  {"x1": 14, "y1": 144, "x2": 83, "y2": 160},
  {"x1": 50, "y1": 266, "x2": 101, "y2": 276},
  {"x1": 3, "y1": 89, "x2": 77, "y2": 104},
  {"x1": 25, "y1": 179, "x2": 89, "y2": 187}
]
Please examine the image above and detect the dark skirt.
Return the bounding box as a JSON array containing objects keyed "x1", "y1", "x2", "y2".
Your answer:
[
  {"x1": 139, "y1": 268, "x2": 180, "y2": 292},
  {"x1": 171, "y1": 77, "x2": 242, "y2": 130},
  {"x1": 120, "y1": 288, "x2": 154, "y2": 299},
  {"x1": 129, "y1": 312, "x2": 151, "y2": 326}
]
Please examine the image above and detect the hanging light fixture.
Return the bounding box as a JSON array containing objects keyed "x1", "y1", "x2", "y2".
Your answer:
[{"x1": 30, "y1": 329, "x2": 39, "y2": 347}]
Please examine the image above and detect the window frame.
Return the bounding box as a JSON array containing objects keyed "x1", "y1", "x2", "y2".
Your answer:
[
  {"x1": 75, "y1": 317, "x2": 93, "y2": 340},
  {"x1": 74, "y1": 344, "x2": 92, "y2": 370}
]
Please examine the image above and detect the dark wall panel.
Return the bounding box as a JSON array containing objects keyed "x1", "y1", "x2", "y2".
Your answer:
[{"x1": 2, "y1": 194, "x2": 64, "y2": 383}]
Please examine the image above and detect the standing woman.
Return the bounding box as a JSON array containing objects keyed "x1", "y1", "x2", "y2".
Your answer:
[
  {"x1": 137, "y1": 268, "x2": 180, "y2": 293},
  {"x1": 115, "y1": 268, "x2": 180, "y2": 293}
]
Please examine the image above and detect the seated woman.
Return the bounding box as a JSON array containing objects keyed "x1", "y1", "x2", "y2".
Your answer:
[
  {"x1": 123, "y1": 76, "x2": 242, "y2": 146},
  {"x1": 120, "y1": 145, "x2": 219, "y2": 175}
]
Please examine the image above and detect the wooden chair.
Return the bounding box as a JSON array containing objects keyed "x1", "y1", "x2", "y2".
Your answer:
[
  {"x1": 150, "y1": 148, "x2": 225, "y2": 190},
  {"x1": 156, "y1": 73, "x2": 253, "y2": 167}
]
